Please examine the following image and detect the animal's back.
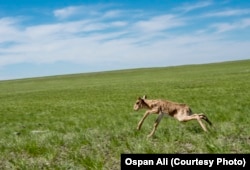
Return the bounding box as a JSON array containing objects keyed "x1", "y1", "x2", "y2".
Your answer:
[{"x1": 159, "y1": 99, "x2": 191, "y2": 116}]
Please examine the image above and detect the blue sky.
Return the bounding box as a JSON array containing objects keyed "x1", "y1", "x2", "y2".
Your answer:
[{"x1": 0, "y1": 0, "x2": 250, "y2": 80}]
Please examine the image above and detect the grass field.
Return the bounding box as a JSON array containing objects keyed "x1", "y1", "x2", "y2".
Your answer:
[{"x1": 0, "y1": 59, "x2": 250, "y2": 169}]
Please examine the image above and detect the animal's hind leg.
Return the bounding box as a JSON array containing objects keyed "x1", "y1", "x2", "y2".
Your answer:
[
  {"x1": 147, "y1": 112, "x2": 164, "y2": 138},
  {"x1": 178, "y1": 114, "x2": 208, "y2": 132}
]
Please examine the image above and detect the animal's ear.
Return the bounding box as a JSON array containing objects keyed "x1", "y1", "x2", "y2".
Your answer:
[
  {"x1": 142, "y1": 95, "x2": 147, "y2": 99},
  {"x1": 137, "y1": 96, "x2": 142, "y2": 100}
]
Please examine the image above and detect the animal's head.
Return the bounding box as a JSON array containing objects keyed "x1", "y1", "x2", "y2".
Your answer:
[{"x1": 133, "y1": 95, "x2": 147, "y2": 111}]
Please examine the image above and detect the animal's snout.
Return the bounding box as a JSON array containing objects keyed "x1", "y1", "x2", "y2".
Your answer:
[{"x1": 133, "y1": 105, "x2": 139, "y2": 111}]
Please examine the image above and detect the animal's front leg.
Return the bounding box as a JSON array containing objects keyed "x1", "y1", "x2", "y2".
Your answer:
[
  {"x1": 147, "y1": 112, "x2": 164, "y2": 138},
  {"x1": 137, "y1": 111, "x2": 150, "y2": 130}
]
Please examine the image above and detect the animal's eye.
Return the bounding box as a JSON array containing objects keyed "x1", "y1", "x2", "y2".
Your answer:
[{"x1": 136, "y1": 102, "x2": 139, "y2": 104}]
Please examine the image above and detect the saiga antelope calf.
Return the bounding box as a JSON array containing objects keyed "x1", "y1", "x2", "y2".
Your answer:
[{"x1": 133, "y1": 95, "x2": 212, "y2": 137}]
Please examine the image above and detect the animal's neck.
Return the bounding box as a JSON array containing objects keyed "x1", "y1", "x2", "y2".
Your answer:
[{"x1": 142, "y1": 99, "x2": 153, "y2": 109}]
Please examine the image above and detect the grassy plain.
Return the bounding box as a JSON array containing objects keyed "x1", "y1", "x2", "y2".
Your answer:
[{"x1": 0, "y1": 60, "x2": 249, "y2": 169}]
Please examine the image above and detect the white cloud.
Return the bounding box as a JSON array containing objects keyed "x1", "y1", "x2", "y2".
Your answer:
[
  {"x1": 103, "y1": 10, "x2": 123, "y2": 18},
  {"x1": 134, "y1": 14, "x2": 184, "y2": 33},
  {"x1": 242, "y1": 18, "x2": 250, "y2": 27},
  {"x1": 211, "y1": 18, "x2": 250, "y2": 33},
  {"x1": 53, "y1": 4, "x2": 115, "y2": 20},
  {"x1": 0, "y1": 17, "x2": 23, "y2": 43},
  {"x1": 110, "y1": 21, "x2": 127, "y2": 27},
  {"x1": 175, "y1": 1, "x2": 213, "y2": 13},
  {"x1": 203, "y1": 9, "x2": 250, "y2": 17},
  {"x1": 53, "y1": 6, "x2": 84, "y2": 19},
  {"x1": 53, "y1": 5, "x2": 105, "y2": 20},
  {"x1": 212, "y1": 23, "x2": 235, "y2": 33},
  {"x1": 204, "y1": 9, "x2": 250, "y2": 17}
]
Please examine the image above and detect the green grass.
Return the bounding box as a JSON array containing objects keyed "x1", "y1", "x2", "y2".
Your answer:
[{"x1": 0, "y1": 59, "x2": 250, "y2": 169}]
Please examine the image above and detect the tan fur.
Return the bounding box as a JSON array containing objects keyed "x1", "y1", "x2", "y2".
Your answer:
[{"x1": 133, "y1": 95, "x2": 212, "y2": 137}]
